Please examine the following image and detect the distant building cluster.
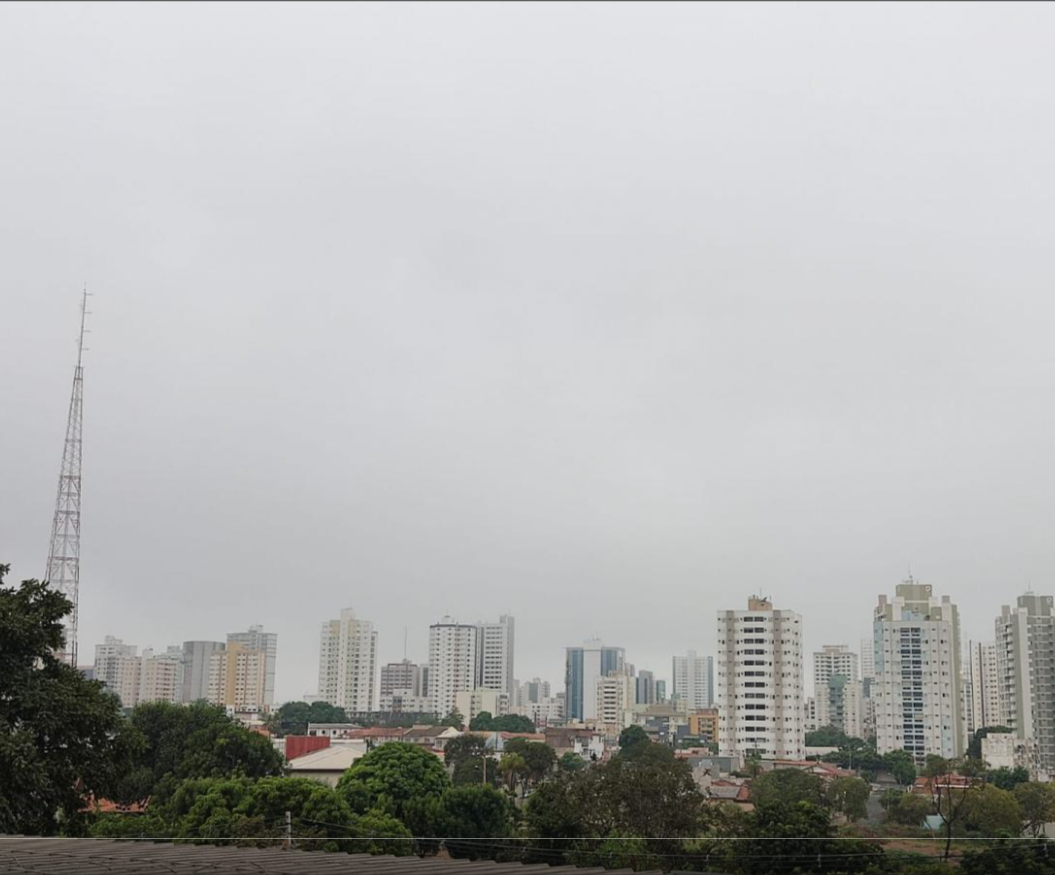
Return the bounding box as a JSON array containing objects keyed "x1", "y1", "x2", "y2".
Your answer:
[{"x1": 86, "y1": 578, "x2": 1055, "y2": 780}]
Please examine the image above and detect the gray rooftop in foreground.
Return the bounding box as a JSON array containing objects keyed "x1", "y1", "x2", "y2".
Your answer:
[{"x1": 0, "y1": 838, "x2": 674, "y2": 875}]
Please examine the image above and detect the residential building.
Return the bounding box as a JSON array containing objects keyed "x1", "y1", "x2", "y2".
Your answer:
[
  {"x1": 688, "y1": 709, "x2": 720, "y2": 745},
  {"x1": 380, "y1": 659, "x2": 425, "y2": 698},
  {"x1": 967, "y1": 640, "x2": 1001, "y2": 734},
  {"x1": 429, "y1": 617, "x2": 478, "y2": 718},
  {"x1": 94, "y1": 636, "x2": 141, "y2": 708},
  {"x1": 860, "y1": 638, "x2": 876, "y2": 681},
  {"x1": 454, "y1": 688, "x2": 510, "y2": 724},
  {"x1": 595, "y1": 671, "x2": 635, "y2": 731},
  {"x1": 813, "y1": 644, "x2": 861, "y2": 737},
  {"x1": 995, "y1": 594, "x2": 1055, "y2": 779},
  {"x1": 317, "y1": 608, "x2": 378, "y2": 713},
  {"x1": 565, "y1": 640, "x2": 626, "y2": 722},
  {"x1": 477, "y1": 615, "x2": 515, "y2": 698},
  {"x1": 873, "y1": 579, "x2": 963, "y2": 763},
  {"x1": 716, "y1": 596, "x2": 805, "y2": 760},
  {"x1": 208, "y1": 641, "x2": 267, "y2": 711},
  {"x1": 138, "y1": 646, "x2": 182, "y2": 705},
  {"x1": 804, "y1": 697, "x2": 818, "y2": 732},
  {"x1": 516, "y1": 678, "x2": 552, "y2": 707},
  {"x1": 656, "y1": 680, "x2": 667, "y2": 702},
  {"x1": 515, "y1": 696, "x2": 564, "y2": 727},
  {"x1": 227, "y1": 625, "x2": 278, "y2": 707},
  {"x1": 673, "y1": 650, "x2": 714, "y2": 709},
  {"x1": 181, "y1": 640, "x2": 226, "y2": 704}
]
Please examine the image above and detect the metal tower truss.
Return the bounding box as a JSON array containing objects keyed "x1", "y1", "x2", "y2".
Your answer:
[{"x1": 45, "y1": 289, "x2": 90, "y2": 666}]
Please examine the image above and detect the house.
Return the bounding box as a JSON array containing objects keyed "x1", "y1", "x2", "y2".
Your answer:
[
  {"x1": 467, "y1": 730, "x2": 546, "y2": 753},
  {"x1": 705, "y1": 779, "x2": 753, "y2": 811},
  {"x1": 286, "y1": 744, "x2": 365, "y2": 786},
  {"x1": 544, "y1": 726, "x2": 606, "y2": 761},
  {"x1": 402, "y1": 725, "x2": 462, "y2": 752}
]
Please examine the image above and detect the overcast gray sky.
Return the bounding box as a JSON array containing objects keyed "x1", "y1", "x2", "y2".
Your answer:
[{"x1": 3, "y1": 2, "x2": 1055, "y2": 703}]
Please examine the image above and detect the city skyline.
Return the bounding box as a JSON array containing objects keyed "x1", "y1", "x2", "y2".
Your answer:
[{"x1": 6, "y1": 3, "x2": 1055, "y2": 704}]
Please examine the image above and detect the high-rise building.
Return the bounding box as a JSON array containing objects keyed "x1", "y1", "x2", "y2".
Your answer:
[
  {"x1": 454, "y1": 688, "x2": 509, "y2": 724},
  {"x1": 94, "y1": 636, "x2": 141, "y2": 708},
  {"x1": 208, "y1": 641, "x2": 267, "y2": 711},
  {"x1": 635, "y1": 669, "x2": 657, "y2": 706},
  {"x1": 596, "y1": 671, "x2": 635, "y2": 730},
  {"x1": 860, "y1": 637, "x2": 876, "y2": 681},
  {"x1": 655, "y1": 680, "x2": 667, "y2": 702},
  {"x1": 517, "y1": 677, "x2": 552, "y2": 706},
  {"x1": 181, "y1": 640, "x2": 226, "y2": 704},
  {"x1": 995, "y1": 594, "x2": 1055, "y2": 779},
  {"x1": 428, "y1": 617, "x2": 478, "y2": 718},
  {"x1": 317, "y1": 608, "x2": 378, "y2": 713},
  {"x1": 227, "y1": 625, "x2": 277, "y2": 707},
  {"x1": 966, "y1": 640, "x2": 1001, "y2": 735},
  {"x1": 672, "y1": 650, "x2": 714, "y2": 709},
  {"x1": 813, "y1": 644, "x2": 861, "y2": 737},
  {"x1": 716, "y1": 596, "x2": 805, "y2": 760},
  {"x1": 873, "y1": 579, "x2": 963, "y2": 763},
  {"x1": 565, "y1": 640, "x2": 626, "y2": 722},
  {"x1": 477, "y1": 615, "x2": 515, "y2": 698},
  {"x1": 380, "y1": 659, "x2": 425, "y2": 698},
  {"x1": 138, "y1": 646, "x2": 182, "y2": 705}
]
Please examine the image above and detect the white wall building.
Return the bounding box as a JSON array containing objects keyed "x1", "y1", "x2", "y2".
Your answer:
[
  {"x1": 94, "y1": 636, "x2": 141, "y2": 708},
  {"x1": 673, "y1": 650, "x2": 714, "y2": 709},
  {"x1": 595, "y1": 671, "x2": 636, "y2": 731},
  {"x1": 454, "y1": 687, "x2": 510, "y2": 724},
  {"x1": 860, "y1": 637, "x2": 876, "y2": 681},
  {"x1": 477, "y1": 615, "x2": 515, "y2": 699},
  {"x1": 138, "y1": 647, "x2": 182, "y2": 705},
  {"x1": 872, "y1": 580, "x2": 963, "y2": 764},
  {"x1": 429, "y1": 617, "x2": 479, "y2": 719},
  {"x1": 995, "y1": 594, "x2": 1055, "y2": 780},
  {"x1": 716, "y1": 596, "x2": 805, "y2": 760},
  {"x1": 227, "y1": 625, "x2": 278, "y2": 707},
  {"x1": 966, "y1": 640, "x2": 1001, "y2": 735},
  {"x1": 813, "y1": 644, "x2": 862, "y2": 737},
  {"x1": 317, "y1": 608, "x2": 378, "y2": 713}
]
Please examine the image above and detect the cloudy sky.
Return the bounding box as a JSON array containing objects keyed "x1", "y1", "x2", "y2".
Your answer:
[{"x1": 3, "y1": 2, "x2": 1055, "y2": 703}]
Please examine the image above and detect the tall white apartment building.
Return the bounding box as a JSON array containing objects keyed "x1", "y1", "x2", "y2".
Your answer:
[
  {"x1": 995, "y1": 594, "x2": 1055, "y2": 779},
  {"x1": 94, "y1": 636, "x2": 141, "y2": 708},
  {"x1": 595, "y1": 671, "x2": 636, "y2": 731},
  {"x1": 477, "y1": 615, "x2": 515, "y2": 698},
  {"x1": 813, "y1": 644, "x2": 862, "y2": 737},
  {"x1": 428, "y1": 617, "x2": 479, "y2": 718},
  {"x1": 317, "y1": 608, "x2": 378, "y2": 713},
  {"x1": 138, "y1": 647, "x2": 182, "y2": 705},
  {"x1": 872, "y1": 580, "x2": 963, "y2": 763},
  {"x1": 516, "y1": 678, "x2": 552, "y2": 707},
  {"x1": 673, "y1": 650, "x2": 714, "y2": 709},
  {"x1": 965, "y1": 640, "x2": 1001, "y2": 735},
  {"x1": 716, "y1": 597, "x2": 805, "y2": 760},
  {"x1": 860, "y1": 638, "x2": 876, "y2": 681},
  {"x1": 454, "y1": 688, "x2": 509, "y2": 724},
  {"x1": 227, "y1": 625, "x2": 278, "y2": 707}
]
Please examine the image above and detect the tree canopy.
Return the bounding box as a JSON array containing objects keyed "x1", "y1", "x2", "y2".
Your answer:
[
  {"x1": 264, "y1": 700, "x2": 349, "y2": 737},
  {"x1": 336, "y1": 742, "x2": 450, "y2": 820},
  {"x1": 0, "y1": 564, "x2": 138, "y2": 835},
  {"x1": 748, "y1": 769, "x2": 827, "y2": 809},
  {"x1": 468, "y1": 712, "x2": 536, "y2": 733}
]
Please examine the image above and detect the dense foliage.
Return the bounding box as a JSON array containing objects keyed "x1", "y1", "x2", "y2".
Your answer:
[
  {"x1": 467, "y1": 711, "x2": 537, "y2": 733},
  {"x1": 336, "y1": 742, "x2": 450, "y2": 820},
  {"x1": 0, "y1": 564, "x2": 138, "y2": 835},
  {"x1": 264, "y1": 701, "x2": 349, "y2": 737}
]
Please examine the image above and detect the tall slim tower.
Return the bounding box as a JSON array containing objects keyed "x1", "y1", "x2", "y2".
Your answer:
[{"x1": 45, "y1": 289, "x2": 89, "y2": 666}]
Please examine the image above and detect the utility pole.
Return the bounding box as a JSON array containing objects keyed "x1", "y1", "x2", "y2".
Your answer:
[{"x1": 283, "y1": 810, "x2": 292, "y2": 850}]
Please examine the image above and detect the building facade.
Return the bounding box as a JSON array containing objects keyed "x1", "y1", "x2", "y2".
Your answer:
[
  {"x1": 966, "y1": 640, "x2": 1001, "y2": 735},
  {"x1": 428, "y1": 617, "x2": 479, "y2": 718},
  {"x1": 93, "y1": 636, "x2": 141, "y2": 708},
  {"x1": 227, "y1": 625, "x2": 278, "y2": 707},
  {"x1": 872, "y1": 580, "x2": 963, "y2": 763},
  {"x1": 716, "y1": 596, "x2": 805, "y2": 760},
  {"x1": 181, "y1": 640, "x2": 226, "y2": 704},
  {"x1": 673, "y1": 650, "x2": 714, "y2": 709},
  {"x1": 380, "y1": 659, "x2": 425, "y2": 699},
  {"x1": 138, "y1": 647, "x2": 182, "y2": 705},
  {"x1": 813, "y1": 644, "x2": 861, "y2": 737},
  {"x1": 995, "y1": 594, "x2": 1055, "y2": 780},
  {"x1": 317, "y1": 608, "x2": 378, "y2": 713},
  {"x1": 208, "y1": 641, "x2": 267, "y2": 711},
  {"x1": 477, "y1": 615, "x2": 515, "y2": 698},
  {"x1": 565, "y1": 640, "x2": 626, "y2": 722}
]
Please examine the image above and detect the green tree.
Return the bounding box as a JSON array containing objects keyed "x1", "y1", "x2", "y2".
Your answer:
[
  {"x1": 489, "y1": 714, "x2": 536, "y2": 733},
  {"x1": 404, "y1": 785, "x2": 513, "y2": 859},
  {"x1": 264, "y1": 701, "x2": 349, "y2": 737},
  {"x1": 120, "y1": 701, "x2": 284, "y2": 804},
  {"x1": 925, "y1": 755, "x2": 983, "y2": 860},
  {"x1": 883, "y1": 748, "x2": 918, "y2": 786},
  {"x1": 960, "y1": 839, "x2": 1055, "y2": 875},
  {"x1": 990, "y1": 766, "x2": 1030, "y2": 791},
  {"x1": 1015, "y1": 781, "x2": 1055, "y2": 838},
  {"x1": 0, "y1": 565, "x2": 139, "y2": 835},
  {"x1": 880, "y1": 789, "x2": 933, "y2": 826},
  {"x1": 336, "y1": 742, "x2": 450, "y2": 820},
  {"x1": 617, "y1": 725, "x2": 651, "y2": 759},
  {"x1": 497, "y1": 752, "x2": 528, "y2": 794},
  {"x1": 504, "y1": 738, "x2": 556, "y2": 786},
  {"x1": 558, "y1": 751, "x2": 585, "y2": 773},
  {"x1": 439, "y1": 708, "x2": 464, "y2": 729},
  {"x1": 569, "y1": 832, "x2": 662, "y2": 872},
  {"x1": 748, "y1": 768, "x2": 827, "y2": 808},
  {"x1": 444, "y1": 733, "x2": 488, "y2": 767},
  {"x1": 468, "y1": 711, "x2": 494, "y2": 730},
  {"x1": 826, "y1": 775, "x2": 870, "y2": 822},
  {"x1": 444, "y1": 734, "x2": 496, "y2": 787},
  {"x1": 963, "y1": 783, "x2": 1022, "y2": 836},
  {"x1": 805, "y1": 725, "x2": 853, "y2": 748}
]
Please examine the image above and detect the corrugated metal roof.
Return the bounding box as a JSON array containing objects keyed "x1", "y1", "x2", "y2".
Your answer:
[{"x1": 0, "y1": 839, "x2": 670, "y2": 874}]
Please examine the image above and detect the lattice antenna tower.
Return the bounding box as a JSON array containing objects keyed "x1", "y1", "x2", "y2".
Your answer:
[{"x1": 45, "y1": 287, "x2": 91, "y2": 666}]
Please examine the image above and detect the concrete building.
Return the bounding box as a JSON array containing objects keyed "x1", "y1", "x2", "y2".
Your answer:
[
  {"x1": 227, "y1": 625, "x2": 277, "y2": 708},
  {"x1": 635, "y1": 669, "x2": 657, "y2": 706},
  {"x1": 454, "y1": 688, "x2": 510, "y2": 725},
  {"x1": 516, "y1": 678, "x2": 552, "y2": 707},
  {"x1": 208, "y1": 641, "x2": 267, "y2": 711},
  {"x1": 813, "y1": 644, "x2": 861, "y2": 737},
  {"x1": 716, "y1": 596, "x2": 805, "y2": 760},
  {"x1": 673, "y1": 650, "x2": 714, "y2": 709},
  {"x1": 872, "y1": 579, "x2": 963, "y2": 763},
  {"x1": 94, "y1": 636, "x2": 141, "y2": 708},
  {"x1": 995, "y1": 594, "x2": 1055, "y2": 779},
  {"x1": 565, "y1": 640, "x2": 626, "y2": 722},
  {"x1": 966, "y1": 640, "x2": 1001, "y2": 735},
  {"x1": 317, "y1": 608, "x2": 378, "y2": 713},
  {"x1": 860, "y1": 637, "x2": 876, "y2": 681},
  {"x1": 429, "y1": 617, "x2": 479, "y2": 719},
  {"x1": 656, "y1": 680, "x2": 667, "y2": 702},
  {"x1": 596, "y1": 671, "x2": 635, "y2": 731},
  {"x1": 380, "y1": 659, "x2": 426, "y2": 699},
  {"x1": 477, "y1": 615, "x2": 515, "y2": 699},
  {"x1": 138, "y1": 647, "x2": 182, "y2": 705},
  {"x1": 514, "y1": 696, "x2": 564, "y2": 727},
  {"x1": 804, "y1": 696, "x2": 818, "y2": 732},
  {"x1": 181, "y1": 640, "x2": 226, "y2": 704}
]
